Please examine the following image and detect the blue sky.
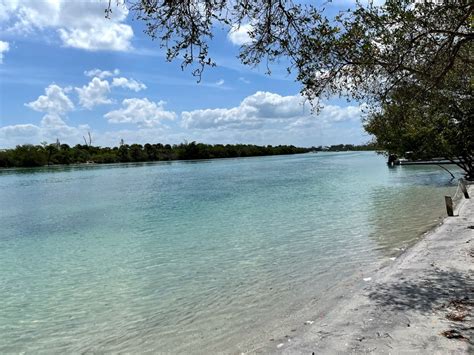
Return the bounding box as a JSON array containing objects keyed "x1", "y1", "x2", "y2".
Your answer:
[{"x1": 0, "y1": 0, "x2": 370, "y2": 148}]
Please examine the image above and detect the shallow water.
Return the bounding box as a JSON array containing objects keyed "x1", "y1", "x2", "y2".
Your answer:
[{"x1": 0, "y1": 152, "x2": 459, "y2": 352}]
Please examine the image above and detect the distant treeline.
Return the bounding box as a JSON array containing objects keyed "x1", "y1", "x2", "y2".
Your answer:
[
  {"x1": 314, "y1": 143, "x2": 379, "y2": 152},
  {"x1": 0, "y1": 142, "x2": 313, "y2": 168}
]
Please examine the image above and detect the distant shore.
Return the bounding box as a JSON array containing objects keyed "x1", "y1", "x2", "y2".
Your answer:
[
  {"x1": 265, "y1": 187, "x2": 473, "y2": 354},
  {"x1": 0, "y1": 142, "x2": 379, "y2": 169},
  {"x1": 0, "y1": 147, "x2": 380, "y2": 170}
]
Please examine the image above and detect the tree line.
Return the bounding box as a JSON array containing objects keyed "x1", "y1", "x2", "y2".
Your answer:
[
  {"x1": 0, "y1": 142, "x2": 314, "y2": 168},
  {"x1": 0, "y1": 142, "x2": 381, "y2": 168}
]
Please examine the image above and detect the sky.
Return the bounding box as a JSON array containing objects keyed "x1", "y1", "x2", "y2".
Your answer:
[{"x1": 0, "y1": 0, "x2": 372, "y2": 148}]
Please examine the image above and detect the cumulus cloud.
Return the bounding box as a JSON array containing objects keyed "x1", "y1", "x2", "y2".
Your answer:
[
  {"x1": 26, "y1": 84, "x2": 74, "y2": 114},
  {"x1": 241, "y1": 91, "x2": 309, "y2": 119},
  {"x1": 105, "y1": 98, "x2": 176, "y2": 128},
  {"x1": 0, "y1": 114, "x2": 90, "y2": 147},
  {"x1": 10, "y1": 82, "x2": 91, "y2": 146},
  {"x1": 0, "y1": 123, "x2": 40, "y2": 139},
  {"x1": 1, "y1": 0, "x2": 133, "y2": 51},
  {"x1": 182, "y1": 91, "x2": 363, "y2": 132},
  {"x1": 111, "y1": 77, "x2": 147, "y2": 92},
  {"x1": 0, "y1": 40, "x2": 9, "y2": 63},
  {"x1": 182, "y1": 91, "x2": 308, "y2": 130},
  {"x1": 84, "y1": 68, "x2": 120, "y2": 79},
  {"x1": 75, "y1": 77, "x2": 112, "y2": 109},
  {"x1": 182, "y1": 106, "x2": 261, "y2": 130},
  {"x1": 288, "y1": 105, "x2": 362, "y2": 129},
  {"x1": 228, "y1": 23, "x2": 253, "y2": 45}
]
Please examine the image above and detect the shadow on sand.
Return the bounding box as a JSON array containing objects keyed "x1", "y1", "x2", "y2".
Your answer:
[{"x1": 367, "y1": 269, "x2": 473, "y2": 349}]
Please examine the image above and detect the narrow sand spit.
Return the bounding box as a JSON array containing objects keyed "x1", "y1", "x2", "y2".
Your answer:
[{"x1": 275, "y1": 188, "x2": 473, "y2": 354}]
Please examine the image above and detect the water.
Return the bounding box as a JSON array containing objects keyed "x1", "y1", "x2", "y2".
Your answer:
[{"x1": 0, "y1": 152, "x2": 459, "y2": 353}]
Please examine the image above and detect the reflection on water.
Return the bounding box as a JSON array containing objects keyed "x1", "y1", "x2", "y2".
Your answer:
[{"x1": 0, "y1": 152, "x2": 459, "y2": 353}]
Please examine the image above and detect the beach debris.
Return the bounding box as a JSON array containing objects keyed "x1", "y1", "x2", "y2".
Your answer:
[
  {"x1": 363, "y1": 277, "x2": 372, "y2": 282},
  {"x1": 443, "y1": 298, "x2": 472, "y2": 322},
  {"x1": 356, "y1": 336, "x2": 365, "y2": 342},
  {"x1": 446, "y1": 311, "x2": 468, "y2": 322},
  {"x1": 467, "y1": 225, "x2": 474, "y2": 229},
  {"x1": 389, "y1": 257, "x2": 396, "y2": 261},
  {"x1": 276, "y1": 343, "x2": 284, "y2": 349},
  {"x1": 440, "y1": 329, "x2": 468, "y2": 341},
  {"x1": 304, "y1": 320, "x2": 314, "y2": 325}
]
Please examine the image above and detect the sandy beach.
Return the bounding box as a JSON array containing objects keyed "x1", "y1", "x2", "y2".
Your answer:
[{"x1": 263, "y1": 187, "x2": 474, "y2": 354}]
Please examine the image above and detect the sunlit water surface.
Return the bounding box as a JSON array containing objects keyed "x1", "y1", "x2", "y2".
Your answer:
[{"x1": 0, "y1": 152, "x2": 459, "y2": 352}]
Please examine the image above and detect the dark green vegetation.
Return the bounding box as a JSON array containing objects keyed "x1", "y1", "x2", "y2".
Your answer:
[
  {"x1": 0, "y1": 142, "x2": 380, "y2": 168},
  {"x1": 114, "y1": 0, "x2": 472, "y2": 178},
  {"x1": 365, "y1": 77, "x2": 473, "y2": 179},
  {"x1": 0, "y1": 142, "x2": 313, "y2": 168}
]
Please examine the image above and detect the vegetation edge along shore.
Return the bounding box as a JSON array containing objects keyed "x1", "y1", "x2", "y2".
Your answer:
[{"x1": 0, "y1": 142, "x2": 378, "y2": 168}]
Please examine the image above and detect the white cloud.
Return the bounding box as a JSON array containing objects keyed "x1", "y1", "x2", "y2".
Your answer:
[
  {"x1": 104, "y1": 98, "x2": 176, "y2": 128},
  {"x1": 288, "y1": 104, "x2": 362, "y2": 129},
  {"x1": 241, "y1": 91, "x2": 308, "y2": 119},
  {"x1": 8, "y1": 82, "x2": 90, "y2": 146},
  {"x1": 25, "y1": 84, "x2": 74, "y2": 114},
  {"x1": 58, "y1": 23, "x2": 132, "y2": 52},
  {"x1": 111, "y1": 77, "x2": 147, "y2": 92},
  {"x1": 84, "y1": 68, "x2": 120, "y2": 79},
  {"x1": 0, "y1": 40, "x2": 9, "y2": 63},
  {"x1": 182, "y1": 91, "x2": 363, "y2": 131},
  {"x1": 228, "y1": 23, "x2": 253, "y2": 45},
  {"x1": 182, "y1": 106, "x2": 261, "y2": 130},
  {"x1": 75, "y1": 77, "x2": 112, "y2": 109},
  {"x1": 0, "y1": 115, "x2": 90, "y2": 147},
  {"x1": 0, "y1": 123, "x2": 40, "y2": 138},
  {"x1": 182, "y1": 91, "x2": 309, "y2": 130},
  {"x1": 1, "y1": 0, "x2": 133, "y2": 51}
]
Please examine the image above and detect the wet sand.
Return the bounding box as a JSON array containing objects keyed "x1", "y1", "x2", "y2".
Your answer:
[{"x1": 265, "y1": 188, "x2": 473, "y2": 354}]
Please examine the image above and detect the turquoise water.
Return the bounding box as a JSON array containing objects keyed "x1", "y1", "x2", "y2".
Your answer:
[{"x1": 0, "y1": 152, "x2": 458, "y2": 353}]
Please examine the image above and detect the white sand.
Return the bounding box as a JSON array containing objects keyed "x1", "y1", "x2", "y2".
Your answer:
[{"x1": 267, "y1": 188, "x2": 473, "y2": 354}]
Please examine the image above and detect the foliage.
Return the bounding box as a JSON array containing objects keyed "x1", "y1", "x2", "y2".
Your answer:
[
  {"x1": 113, "y1": 0, "x2": 472, "y2": 105},
  {"x1": 0, "y1": 142, "x2": 314, "y2": 168},
  {"x1": 364, "y1": 71, "x2": 474, "y2": 179}
]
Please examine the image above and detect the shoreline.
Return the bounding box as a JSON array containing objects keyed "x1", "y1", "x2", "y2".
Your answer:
[
  {"x1": 259, "y1": 188, "x2": 473, "y2": 354},
  {"x1": 0, "y1": 150, "x2": 380, "y2": 171}
]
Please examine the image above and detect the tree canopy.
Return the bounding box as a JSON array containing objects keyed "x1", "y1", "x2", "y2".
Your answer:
[
  {"x1": 110, "y1": 1, "x2": 472, "y2": 103},
  {"x1": 364, "y1": 71, "x2": 473, "y2": 179},
  {"x1": 108, "y1": 0, "x2": 473, "y2": 177}
]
